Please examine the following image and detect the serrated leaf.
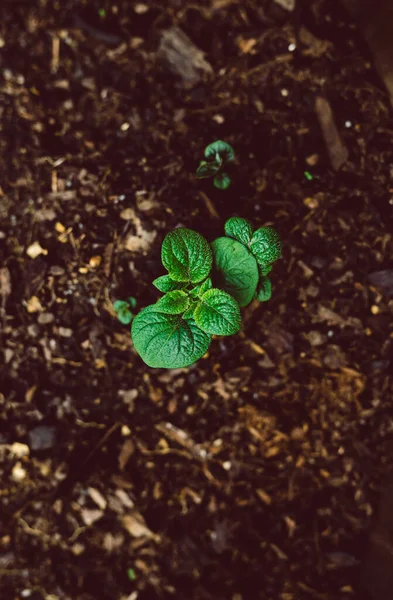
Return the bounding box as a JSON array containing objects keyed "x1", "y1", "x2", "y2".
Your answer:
[
  {"x1": 190, "y1": 277, "x2": 213, "y2": 299},
  {"x1": 155, "y1": 290, "x2": 190, "y2": 315},
  {"x1": 224, "y1": 217, "x2": 253, "y2": 246},
  {"x1": 213, "y1": 172, "x2": 231, "y2": 190},
  {"x1": 161, "y1": 228, "x2": 212, "y2": 284},
  {"x1": 211, "y1": 237, "x2": 259, "y2": 307},
  {"x1": 196, "y1": 160, "x2": 222, "y2": 179},
  {"x1": 249, "y1": 227, "x2": 283, "y2": 269},
  {"x1": 131, "y1": 305, "x2": 211, "y2": 368},
  {"x1": 113, "y1": 300, "x2": 133, "y2": 325},
  {"x1": 194, "y1": 288, "x2": 241, "y2": 336},
  {"x1": 256, "y1": 277, "x2": 272, "y2": 302},
  {"x1": 204, "y1": 140, "x2": 235, "y2": 163},
  {"x1": 152, "y1": 275, "x2": 187, "y2": 293}
]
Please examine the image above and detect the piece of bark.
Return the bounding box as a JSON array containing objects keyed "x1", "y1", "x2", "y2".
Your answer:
[
  {"x1": 314, "y1": 96, "x2": 349, "y2": 171},
  {"x1": 368, "y1": 269, "x2": 393, "y2": 296},
  {"x1": 158, "y1": 26, "x2": 213, "y2": 88},
  {"x1": 273, "y1": 0, "x2": 295, "y2": 11},
  {"x1": 341, "y1": 0, "x2": 393, "y2": 106}
]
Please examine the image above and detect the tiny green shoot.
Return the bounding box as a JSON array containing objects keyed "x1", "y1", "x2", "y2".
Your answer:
[
  {"x1": 121, "y1": 218, "x2": 282, "y2": 368},
  {"x1": 196, "y1": 141, "x2": 235, "y2": 190},
  {"x1": 113, "y1": 297, "x2": 136, "y2": 325}
]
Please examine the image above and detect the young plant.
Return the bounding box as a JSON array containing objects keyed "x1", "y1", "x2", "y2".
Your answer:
[
  {"x1": 196, "y1": 140, "x2": 235, "y2": 190},
  {"x1": 113, "y1": 297, "x2": 137, "y2": 325},
  {"x1": 124, "y1": 218, "x2": 282, "y2": 369}
]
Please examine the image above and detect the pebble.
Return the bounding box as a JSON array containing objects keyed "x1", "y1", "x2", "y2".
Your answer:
[
  {"x1": 10, "y1": 442, "x2": 30, "y2": 458},
  {"x1": 28, "y1": 426, "x2": 57, "y2": 451},
  {"x1": 11, "y1": 462, "x2": 27, "y2": 482},
  {"x1": 58, "y1": 327, "x2": 72, "y2": 338},
  {"x1": 38, "y1": 313, "x2": 54, "y2": 325}
]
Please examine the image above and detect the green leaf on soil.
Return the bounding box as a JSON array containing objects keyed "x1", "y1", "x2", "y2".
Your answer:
[
  {"x1": 249, "y1": 227, "x2": 283, "y2": 269},
  {"x1": 161, "y1": 228, "x2": 212, "y2": 284},
  {"x1": 131, "y1": 304, "x2": 211, "y2": 369},
  {"x1": 155, "y1": 290, "x2": 190, "y2": 314},
  {"x1": 204, "y1": 140, "x2": 235, "y2": 163},
  {"x1": 194, "y1": 288, "x2": 241, "y2": 336},
  {"x1": 152, "y1": 275, "x2": 188, "y2": 293},
  {"x1": 211, "y1": 237, "x2": 259, "y2": 307},
  {"x1": 224, "y1": 217, "x2": 253, "y2": 246},
  {"x1": 213, "y1": 172, "x2": 231, "y2": 190},
  {"x1": 196, "y1": 160, "x2": 222, "y2": 179},
  {"x1": 113, "y1": 300, "x2": 133, "y2": 325},
  {"x1": 256, "y1": 277, "x2": 272, "y2": 302}
]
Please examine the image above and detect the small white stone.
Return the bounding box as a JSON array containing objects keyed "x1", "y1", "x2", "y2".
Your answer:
[
  {"x1": 288, "y1": 43, "x2": 296, "y2": 52},
  {"x1": 11, "y1": 462, "x2": 27, "y2": 482},
  {"x1": 281, "y1": 88, "x2": 289, "y2": 97},
  {"x1": 58, "y1": 327, "x2": 72, "y2": 338},
  {"x1": 345, "y1": 120, "x2": 352, "y2": 128},
  {"x1": 10, "y1": 443, "x2": 30, "y2": 458},
  {"x1": 223, "y1": 461, "x2": 232, "y2": 471},
  {"x1": 121, "y1": 122, "x2": 130, "y2": 131}
]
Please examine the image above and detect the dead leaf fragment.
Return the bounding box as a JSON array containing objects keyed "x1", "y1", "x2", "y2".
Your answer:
[
  {"x1": 122, "y1": 512, "x2": 154, "y2": 538},
  {"x1": 26, "y1": 296, "x2": 43, "y2": 313},
  {"x1": 315, "y1": 96, "x2": 348, "y2": 171},
  {"x1": 27, "y1": 241, "x2": 48, "y2": 259}
]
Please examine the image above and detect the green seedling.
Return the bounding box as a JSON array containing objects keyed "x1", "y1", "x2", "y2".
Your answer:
[
  {"x1": 123, "y1": 218, "x2": 282, "y2": 369},
  {"x1": 113, "y1": 297, "x2": 136, "y2": 325},
  {"x1": 196, "y1": 140, "x2": 235, "y2": 190}
]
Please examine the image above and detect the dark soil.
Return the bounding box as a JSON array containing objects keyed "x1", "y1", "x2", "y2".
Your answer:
[{"x1": 1, "y1": 1, "x2": 393, "y2": 599}]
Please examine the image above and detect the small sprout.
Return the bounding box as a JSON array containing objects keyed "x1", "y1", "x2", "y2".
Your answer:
[
  {"x1": 98, "y1": 8, "x2": 106, "y2": 18},
  {"x1": 213, "y1": 172, "x2": 231, "y2": 190},
  {"x1": 128, "y1": 218, "x2": 282, "y2": 368},
  {"x1": 196, "y1": 141, "x2": 235, "y2": 189},
  {"x1": 127, "y1": 568, "x2": 136, "y2": 581},
  {"x1": 204, "y1": 140, "x2": 235, "y2": 163},
  {"x1": 114, "y1": 299, "x2": 135, "y2": 325},
  {"x1": 304, "y1": 170, "x2": 313, "y2": 181}
]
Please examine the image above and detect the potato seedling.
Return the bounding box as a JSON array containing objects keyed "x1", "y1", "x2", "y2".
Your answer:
[
  {"x1": 196, "y1": 140, "x2": 235, "y2": 189},
  {"x1": 121, "y1": 217, "x2": 282, "y2": 369}
]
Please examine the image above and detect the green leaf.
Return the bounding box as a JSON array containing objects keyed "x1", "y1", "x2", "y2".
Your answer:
[
  {"x1": 213, "y1": 172, "x2": 231, "y2": 190},
  {"x1": 155, "y1": 290, "x2": 190, "y2": 314},
  {"x1": 113, "y1": 300, "x2": 133, "y2": 325},
  {"x1": 224, "y1": 217, "x2": 253, "y2": 246},
  {"x1": 204, "y1": 141, "x2": 235, "y2": 163},
  {"x1": 161, "y1": 228, "x2": 213, "y2": 284},
  {"x1": 249, "y1": 227, "x2": 283, "y2": 269},
  {"x1": 131, "y1": 305, "x2": 211, "y2": 368},
  {"x1": 127, "y1": 296, "x2": 137, "y2": 309},
  {"x1": 194, "y1": 288, "x2": 241, "y2": 336},
  {"x1": 152, "y1": 275, "x2": 187, "y2": 293},
  {"x1": 211, "y1": 237, "x2": 259, "y2": 307},
  {"x1": 189, "y1": 277, "x2": 213, "y2": 299},
  {"x1": 196, "y1": 160, "x2": 222, "y2": 179},
  {"x1": 256, "y1": 277, "x2": 272, "y2": 302},
  {"x1": 182, "y1": 301, "x2": 198, "y2": 320},
  {"x1": 259, "y1": 264, "x2": 272, "y2": 277}
]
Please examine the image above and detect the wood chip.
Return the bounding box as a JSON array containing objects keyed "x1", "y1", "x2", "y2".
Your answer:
[
  {"x1": 273, "y1": 0, "x2": 295, "y2": 11},
  {"x1": 158, "y1": 27, "x2": 213, "y2": 88},
  {"x1": 88, "y1": 487, "x2": 107, "y2": 510},
  {"x1": 315, "y1": 96, "x2": 348, "y2": 171},
  {"x1": 122, "y1": 512, "x2": 154, "y2": 538}
]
